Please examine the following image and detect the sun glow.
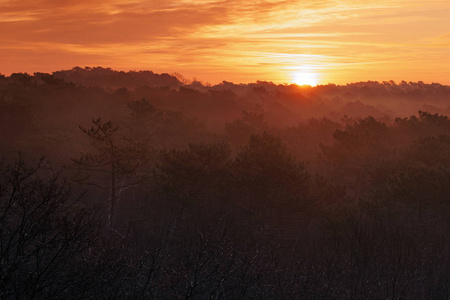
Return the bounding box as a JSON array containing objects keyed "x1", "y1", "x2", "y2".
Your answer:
[{"x1": 293, "y1": 71, "x2": 319, "y2": 86}]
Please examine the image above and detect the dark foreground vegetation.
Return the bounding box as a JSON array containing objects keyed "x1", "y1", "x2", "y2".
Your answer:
[{"x1": 2, "y1": 68, "x2": 450, "y2": 299}]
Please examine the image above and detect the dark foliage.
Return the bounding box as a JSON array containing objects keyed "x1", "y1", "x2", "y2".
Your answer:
[{"x1": 2, "y1": 69, "x2": 450, "y2": 298}]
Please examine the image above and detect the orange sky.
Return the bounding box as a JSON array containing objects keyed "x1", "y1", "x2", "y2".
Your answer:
[{"x1": 1, "y1": 0, "x2": 450, "y2": 85}]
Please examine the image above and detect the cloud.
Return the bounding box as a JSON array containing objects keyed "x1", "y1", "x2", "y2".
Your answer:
[{"x1": 0, "y1": 0, "x2": 449, "y2": 84}]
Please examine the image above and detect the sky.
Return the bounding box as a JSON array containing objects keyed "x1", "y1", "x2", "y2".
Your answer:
[{"x1": 1, "y1": 0, "x2": 450, "y2": 85}]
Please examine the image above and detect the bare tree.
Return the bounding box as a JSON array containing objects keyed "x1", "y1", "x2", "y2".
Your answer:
[{"x1": 0, "y1": 154, "x2": 100, "y2": 299}]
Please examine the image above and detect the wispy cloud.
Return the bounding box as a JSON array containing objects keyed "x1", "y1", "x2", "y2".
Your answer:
[{"x1": 0, "y1": 0, "x2": 449, "y2": 84}]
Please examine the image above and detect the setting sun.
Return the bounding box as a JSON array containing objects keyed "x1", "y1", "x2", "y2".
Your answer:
[{"x1": 293, "y1": 71, "x2": 319, "y2": 86}]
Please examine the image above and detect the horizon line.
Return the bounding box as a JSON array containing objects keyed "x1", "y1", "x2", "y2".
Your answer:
[{"x1": 1, "y1": 66, "x2": 448, "y2": 87}]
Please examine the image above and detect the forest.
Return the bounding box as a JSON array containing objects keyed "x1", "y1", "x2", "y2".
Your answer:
[{"x1": 2, "y1": 67, "x2": 450, "y2": 299}]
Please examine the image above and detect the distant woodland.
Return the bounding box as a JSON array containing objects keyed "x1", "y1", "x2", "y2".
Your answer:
[{"x1": 2, "y1": 67, "x2": 450, "y2": 299}]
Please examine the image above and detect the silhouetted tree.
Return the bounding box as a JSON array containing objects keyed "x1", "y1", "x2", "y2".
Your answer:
[
  {"x1": 232, "y1": 132, "x2": 310, "y2": 231},
  {"x1": 154, "y1": 142, "x2": 231, "y2": 204},
  {"x1": 0, "y1": 155, "x2": 99, "y2": 298},
  {"x1": 72, "y1": 118, "x2": 151, "y2": 228}
]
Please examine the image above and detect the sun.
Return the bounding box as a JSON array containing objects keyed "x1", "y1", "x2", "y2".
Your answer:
[{"x1": 293, "y1": 71, "x2": 319, "y2": 86}]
